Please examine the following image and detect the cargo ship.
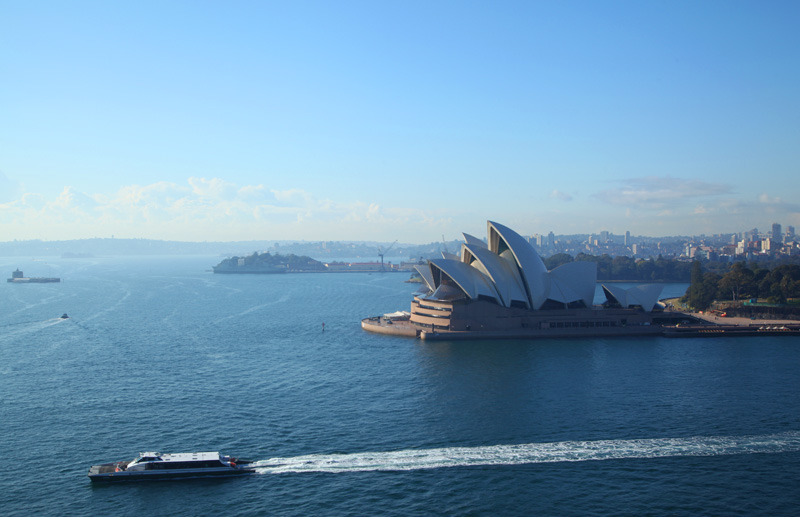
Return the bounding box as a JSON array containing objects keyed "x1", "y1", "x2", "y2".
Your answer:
[{"x1": 7, "y1": 269, "x2": 60, "y2": 283}]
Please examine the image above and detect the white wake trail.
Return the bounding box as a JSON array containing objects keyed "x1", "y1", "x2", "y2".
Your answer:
[{"x1": 253, "y1": 431, "x2": 800, "y2": 474}]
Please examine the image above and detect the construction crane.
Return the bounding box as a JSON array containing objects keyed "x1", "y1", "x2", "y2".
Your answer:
[{"x1": 377, "y1": 240, "x2": 398, "y2": 271}]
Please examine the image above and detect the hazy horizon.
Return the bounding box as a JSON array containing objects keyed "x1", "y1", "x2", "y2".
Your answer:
[
  {"x1": 2, "y1": 1, "x2": 799, "y2": 242},
  {"x1": 0, "y1": 228, "x2": 746, "y2": 247}
]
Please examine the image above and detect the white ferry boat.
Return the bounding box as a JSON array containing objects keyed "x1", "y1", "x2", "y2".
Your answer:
[{"x1": 88, "y1": 451, "x2": 255, "y2": 482}]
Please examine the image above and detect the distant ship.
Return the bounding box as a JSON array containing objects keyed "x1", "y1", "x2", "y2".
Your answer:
[{"x1": 7, "y1": 269, "x2": 60, "y2": 283}]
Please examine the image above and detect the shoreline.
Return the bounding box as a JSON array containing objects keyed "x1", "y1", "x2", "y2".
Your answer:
[{"x1": 361, "y1": 313, "x2": 800, "y2": 341}]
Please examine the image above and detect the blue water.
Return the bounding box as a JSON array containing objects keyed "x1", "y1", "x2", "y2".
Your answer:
[{"x1": 1, "y1": 256, "x2": 799, "y2": 516}]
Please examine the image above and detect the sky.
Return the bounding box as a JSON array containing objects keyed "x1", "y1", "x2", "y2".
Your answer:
[{"x1": 2, "y1": 0, "x2": 799, "y2": 243}]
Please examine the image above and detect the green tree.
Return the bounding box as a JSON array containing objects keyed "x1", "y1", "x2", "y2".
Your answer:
[
  {"x1": 611, "y1": 256, "x2": 636, "y2": 280},
  {"x1": 636, "y1": 259, "x2": 657, "y2": 281},
  {"x1": 682, "y1": 261, "x2": 719, "y2": 311},
  {"x1": 697, "y1": 272, "x2": 722, "y2": 310},
  {"x1": 718, "y1": 262, "x2": 755, "y2": 301},
  {"x1": 544, "y1": 253, "x2": 573, "y2": 270}
]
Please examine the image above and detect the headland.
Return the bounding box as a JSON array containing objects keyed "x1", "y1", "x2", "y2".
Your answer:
[{"x1": 362, "y1": 221, "x2": 800, "y2": 341}]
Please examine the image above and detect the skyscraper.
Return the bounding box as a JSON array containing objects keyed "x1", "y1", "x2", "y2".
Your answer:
[{"x1": 773, "y1": 223, "x2": 782, "y2": 243}]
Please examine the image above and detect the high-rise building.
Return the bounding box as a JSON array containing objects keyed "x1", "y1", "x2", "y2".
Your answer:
[
  {"x1": 787, "y1": 226, "x2": 796, "y2": 242},
  {"x1": 625, "y1": 231, "x2": 630, "y2": 246},
  {"x1": 773, "y1": 223, "x2": 782, "y2": 243},
  {"x1": 547, "y1": 231, "x2": 555, "y2": 248}
]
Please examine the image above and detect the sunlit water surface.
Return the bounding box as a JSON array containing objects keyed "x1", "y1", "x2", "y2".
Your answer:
[{"x1": 1, "y1": 256, "x2": 799, "y2": 516}]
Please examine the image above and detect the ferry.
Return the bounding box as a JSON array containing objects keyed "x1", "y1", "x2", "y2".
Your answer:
[{"x1": 88, "y1": 451, "x2": 255, "y2": 482}]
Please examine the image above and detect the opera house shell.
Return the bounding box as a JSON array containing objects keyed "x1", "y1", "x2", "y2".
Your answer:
[{"x1": 364, "y1": 221, "x2": 674, "y2": 340}]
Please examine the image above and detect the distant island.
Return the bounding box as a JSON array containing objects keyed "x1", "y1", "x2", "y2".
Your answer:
[
  {"x1": 213, "y1": 252, "x2": 417, "y2": 273},
  {"x1": 213, "y1": 252, "x2": 325, "y2": 274}
]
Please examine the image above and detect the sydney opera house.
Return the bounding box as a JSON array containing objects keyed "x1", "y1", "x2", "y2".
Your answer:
[{"x1": 362, "y1": 221, "x2": 682, "y2": 340}]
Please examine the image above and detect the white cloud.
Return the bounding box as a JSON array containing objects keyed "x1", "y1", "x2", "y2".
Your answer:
[
  {"x1": 271, "y1": 188, "x2": 314, "y2": 204},
  {"x1": 188, "y1": 177, "x2": 237, "y2": 199},
  {"x1": 238, "y1": 184, "x2": 268, "y2": 199},
  {"x1": 0, "y1": 171, "x2": 23, "y2": 203},
  {"x1": 759, "y1": 193, "x2": 782, "y2": 205},
  {"x1": 755, "y1": 193, "x2": 800, "y2": 214},
  {"x1": 594, "y1": 176, "x2": 731, "y2": 209},
  {"x1": 549, "y1": 190, "x2": 573, "y2": 202},
  {"x1": 0, "y1": 177, "x2": 457, "y2": 241}
]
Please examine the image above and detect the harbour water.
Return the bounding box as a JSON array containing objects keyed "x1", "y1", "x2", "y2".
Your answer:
[{"x1": 1, "y1": 256, "x2": 799, "y2": 516}]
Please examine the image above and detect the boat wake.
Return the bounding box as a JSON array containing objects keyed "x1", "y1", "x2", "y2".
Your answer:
[
  {"x1": 0, "y1": 316, "x2": 70, "y2": 337},
  {"x1": 253, "y1": 431, "x2": 800, "y2": 474}
]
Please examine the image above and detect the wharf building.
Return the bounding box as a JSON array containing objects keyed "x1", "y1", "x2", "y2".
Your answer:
[{"x1": 363, "y1": 221, "x2": 685, "y2": 340}]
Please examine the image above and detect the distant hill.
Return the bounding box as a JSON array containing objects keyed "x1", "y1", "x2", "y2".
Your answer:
[
  {"x1": 0, "y1": 238, "x2": 274, "y2": 257},
  {"x1": 0, "y1": 237, "x2": 441, "y2": 260}
]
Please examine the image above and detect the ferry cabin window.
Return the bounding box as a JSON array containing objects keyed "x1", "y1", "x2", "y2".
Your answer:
[{"x1": 148, "y1": 460, "x2": 226, "y2": 469}]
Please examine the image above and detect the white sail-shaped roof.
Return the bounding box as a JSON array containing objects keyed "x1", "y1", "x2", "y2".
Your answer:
[
  {"x1": 461, "y1": 243, "x2": 529, "y2": 308},
  {"x1": 430, "y1": 283, "x2": 467, "y2": 301},
  {"x1": 626, "y1": 284, "x2": 663, "y2": 311},
  {"x1": 548, "y1": 277, "x2": 583, "y2": 307},
  {"x1": 442, "y1": 251, "x2": 460, "y2": 261},
  {"x1": 417, "y1": 221, "x2": 602, "y2": 313},
  {"x1": 548, "y1": 262, "x2": 597, "y2": 308},
  {"x1": 462, "y1": 232, "x2": 488, "y2": 249},
  {"x1": 602, "y1": 284, "x2": 663, "y2": 312},
  {"x1": 487, "y1": 221, "x2": 549, "y2": 309},
  {"x1": 429, "y1": 259, "x2": 501, "y2": 304},
  {"x1": 414, "y1": 264, "x2": 436, "y2": 292},
  {"x1": 602, "y1": 284, "x2": 627, "y2": 307}
]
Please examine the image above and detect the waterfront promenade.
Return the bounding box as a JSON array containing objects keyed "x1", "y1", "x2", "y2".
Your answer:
[
  {"x1": 688, "y1": 312, "x2": 799, "y2": 327},
  {"x1": 362, "y1": 310, "x2": 800, "y2": 340}
]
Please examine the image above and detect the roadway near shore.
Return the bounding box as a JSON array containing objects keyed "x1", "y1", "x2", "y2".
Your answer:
[
  {"x1": 689, "y1": 312, "x2": 799, "y2": 327},
  {"x1": 662, "y1": 297, "x2": 799, "y2": 327}
]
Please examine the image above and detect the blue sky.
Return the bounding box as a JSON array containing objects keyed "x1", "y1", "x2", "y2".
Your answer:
[{"x1": 2, "y1": 1, "x2": 798, "y2": 243}]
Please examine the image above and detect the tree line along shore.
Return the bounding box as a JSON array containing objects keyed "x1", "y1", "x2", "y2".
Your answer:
[{"x1": 681, "y1": 262, "x2": 800, "y2": 318}]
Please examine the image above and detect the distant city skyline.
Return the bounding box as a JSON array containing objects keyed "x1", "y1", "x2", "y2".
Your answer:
[{"x1": 2, "y1": 1, "x2": 799, "y2": 243}]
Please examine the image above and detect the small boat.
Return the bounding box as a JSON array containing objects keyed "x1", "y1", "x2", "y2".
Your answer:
[
  {"x1": 88, "y1": 451, "x2": 255, "y2": 482},
  {"x1": 60, "y1": 313, "x2": 69, "y2": 319}
]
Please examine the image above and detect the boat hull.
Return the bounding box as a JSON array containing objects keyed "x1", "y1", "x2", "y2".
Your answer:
[{"x1": 88, "y1": 461, "x2": 256, "y2": 482}]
